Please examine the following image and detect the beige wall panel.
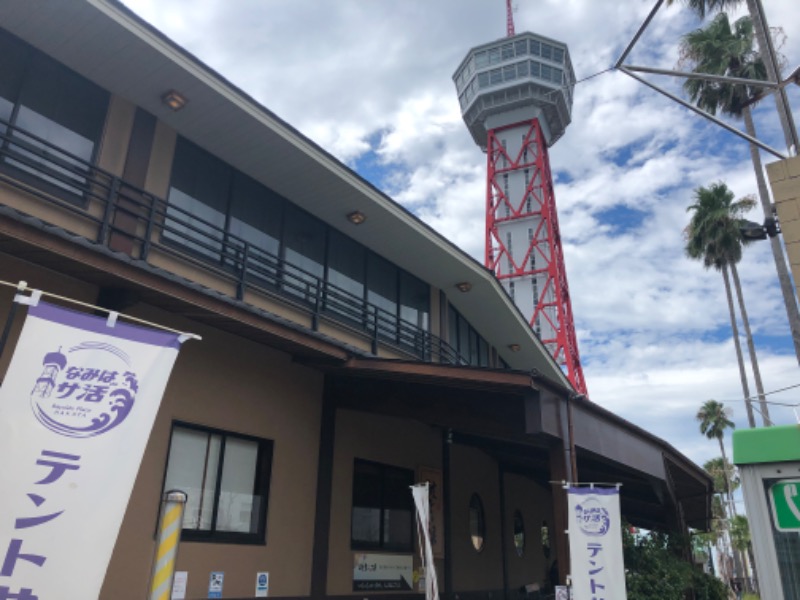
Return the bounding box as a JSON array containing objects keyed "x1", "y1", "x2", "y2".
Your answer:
[
  {"x1": 0, "y1": 183, "x2": 102, "y2": 240},
  {"x1": 503, "y1": 472, "x2": 555, "y2": 592},
  {"x1": 102, "y1": 305, "x2": 324, "y2": 599},
  {"x1": 145, "y1": 122, "x2": 177, "y2": 199},
  {"x1": 450, "y1": 444, "x2": 503, "y2": 592},
  {"x1": 317, "y1": 320, "x2": 373, "y2": 354},
  {"x1": 769, "y1": 156, "x2": 800, "y2": 300},
  {"x1": 145, "y1": 249, "x2": 238, "y2": 298},
  {"x1": 327, "y1": 410, "x2": 442, "y2": 595},
  {"x1": 96, "y1": 95, "x2": 136, "y2": 176}
]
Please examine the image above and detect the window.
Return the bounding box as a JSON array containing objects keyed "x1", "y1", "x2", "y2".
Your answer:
[
  {"x1": 228, "y1": 171, "x2": 282, "y2": 287},
  {"x1": 283, "y1": 204, "x2": 326, "y2": 302},
  {"x1": 351, "y1": 460, "x2": 414, "y2": 551},
  {"x1": 367, "y1": 253, "x2": 398, "y2": 341},
  {"x1": 469, "y1": 494, "x2": 485, "y2": 551},
  {"x1": 165, "y1": 138, "x2": 231, "y2": 260},
  {"x1": 0, "y1": 30, "x2": 109, "y2": 198},
  {"x1": 162, "y1": 423, "x2": 273, "y2": 544},
  {"x1": 326, "y1": 229, "x2": 366, "y2": 321}
]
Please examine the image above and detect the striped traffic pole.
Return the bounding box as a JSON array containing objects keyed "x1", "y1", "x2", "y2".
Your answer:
[{"x1": 149, "y1": 490, "x2": 188, "y2": 600}]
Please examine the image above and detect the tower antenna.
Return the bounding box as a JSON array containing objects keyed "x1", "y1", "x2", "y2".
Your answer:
[{"x1": 506, "y1": 0, "x2": 515, "y2": 37}]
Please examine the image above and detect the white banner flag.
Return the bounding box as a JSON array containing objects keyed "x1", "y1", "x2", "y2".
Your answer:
[
  {"x1": 568, "y1": 487, "x2": 627, "y2": 600},
  {"x1": 0, "y1": 301, "x2": 186, "y2": 600},
  {"x1": 411, "y1": 483, "x2": 439, "y2": 600}
]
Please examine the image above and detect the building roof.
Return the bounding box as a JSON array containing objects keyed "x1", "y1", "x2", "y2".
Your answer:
[{"x1": 0, "y1": 0, "x2": 572, "y2": 387}]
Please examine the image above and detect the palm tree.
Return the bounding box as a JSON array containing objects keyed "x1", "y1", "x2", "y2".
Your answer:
[
  {"x1": 666, "y1": 0, "x2": 798, "y2": 153},
  {"x1": 697, "y1": 399, "x2": 745, "y2": 590},
  {"x1": 685, "y1": 183, "x2": 758, "y2": 427},
  {"x1": 703, "y1": 456, "x2": 739, "y2": 498},
  {"x1": 673, "y1": 6, "x2": 800, "y2": 376},
  {"x1": 697, "y1": 400, "x2": 737, "y2": 514},
  {"x1": 681, "y1": 14, "x2": 778, "y2": 427}
]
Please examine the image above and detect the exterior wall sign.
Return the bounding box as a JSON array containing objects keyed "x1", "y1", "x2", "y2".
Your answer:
[
  {"x1": 417, "y1": 466, "x2": 444, "y2": 558},
  {"x1": 256, "y1": 571, "x2": 269, "y2": 597},
  {"x1": 769, "y1": 479, "x2": 800, "y2": 532},
  {"x1": 208, "y1": 571, "x2": 224, "y2": 598},
  {"x1": 567, "y1": 487, "x2": 627, "y2": 600},
  {"x1": 0, "y1": 301, "x2": 185, "y2": 600},
  {"x1": 353, "y1": 553, "x2": 413, "y2": 591},
  {"x1": 172, "y1": 571, "x2": 188, "y2": 599}
]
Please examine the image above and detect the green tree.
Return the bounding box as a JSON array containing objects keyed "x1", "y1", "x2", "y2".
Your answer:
[
  {"x1": 681, "y1": 13, "x2": 782, "y2": 426},
  {"x1": 670, "y1": 0, "x2": 800, "y2": 372},
  {"x1": 623, "y1": 528, "x2": 728, "y2": 600},
  {"x1": 685, "y1": 183, "x2": 759, "y2": 427}
]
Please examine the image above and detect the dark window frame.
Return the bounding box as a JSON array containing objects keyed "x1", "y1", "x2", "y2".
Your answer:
[
  {"x1": 160, "y1": 421, "x2": 274, "y2": 545},
  {"x1": 0, "y1": 29, "x2": 109, "y2": 206},
  {"x1": 351, "y1": 458, "x2": 415, "y2": 552}
]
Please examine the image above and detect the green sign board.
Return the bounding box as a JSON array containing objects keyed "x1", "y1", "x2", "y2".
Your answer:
[{"x1": 769, "y1": 479, "x2": 800, "y2": 532}]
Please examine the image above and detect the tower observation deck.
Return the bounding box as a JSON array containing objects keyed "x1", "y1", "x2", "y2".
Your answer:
[{"x1": 453, "y1": 32, "x2": 586, "y2": 394}]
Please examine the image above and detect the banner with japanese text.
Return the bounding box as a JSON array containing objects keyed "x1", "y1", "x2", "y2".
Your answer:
[
  {"x1": 568, "y1": 487, "x2": 627, "y2": 600},
  {"x1": 0, "y1": 301, "x2": 185, "y2": 600}
]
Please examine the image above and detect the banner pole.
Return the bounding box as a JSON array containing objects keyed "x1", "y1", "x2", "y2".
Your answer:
[{"x1": 149, "y1": 490, "x2": 188, "y2": 600}]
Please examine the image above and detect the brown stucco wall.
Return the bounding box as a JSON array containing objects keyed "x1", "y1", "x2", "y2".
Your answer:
[
  {"x1": 449, "y1": 443, "x2": 503, "y2": 592},
  {"x1": 767, "y1": 156, "x2": 800, "y2": 300},
  {"x1": 503, "y1": 472, "x2": 555, "y2": 592},
  {"x1": 327, "y1": 409, "x2": 442, "y2": 595},
  {"x1": 100, "y1": 304, "x2": 324, "y2": 599}
]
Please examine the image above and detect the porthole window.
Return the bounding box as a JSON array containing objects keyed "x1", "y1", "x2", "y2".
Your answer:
[
  {"x1": 513, "y1": 511, "x2": 525, "y2": 556},
  {"x1": 469, "y1": 493, "x2": 485, "y2": 552}
]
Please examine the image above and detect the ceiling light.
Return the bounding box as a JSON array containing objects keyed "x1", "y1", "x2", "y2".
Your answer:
[
  {"x1": 456, "y1": 282, "x2": 472, "y2": 293},
  {"x1": 347, "y1": 211, "x2": 366, "y2": 225},
  {"x1": 508, "y1": 344, "x2": 521, "y2": 352},
  {"x1": 162, "y1": 90, "x2": 188, "y2": 111}
]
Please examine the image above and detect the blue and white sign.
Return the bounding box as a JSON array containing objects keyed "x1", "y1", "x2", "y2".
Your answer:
[
  {"x1": 209, "y1": 571, "x2": 224, "y2": 598},
  {"x1": 568, "y1": 487, "x2": 627, "y2": 600},
  {"x1": 0, "y1": 301, "x2": 186, "y2": 600},
  {"x1": 256, "y1": 571, "x2": 269, "y2": 597}
]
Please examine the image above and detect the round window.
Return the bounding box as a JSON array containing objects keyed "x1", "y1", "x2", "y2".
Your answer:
[
  {"x1": 469, "y1": 493, "x2": 485, "y2": 552},
  {"x1": 513, "y1": 510, "x2": 525, "y2": 556}
]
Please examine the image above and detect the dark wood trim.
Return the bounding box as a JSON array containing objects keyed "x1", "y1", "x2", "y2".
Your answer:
[
  {"x1": 547, "y1": 442, "x2": 569, "y2": 586},
  {"x1": 498, "y1": 465, "x2": 509, "y2": 600},
  {"x1": 442, "y1": 428, "x2": 453, "y2": 595},
  {"x1": 311, "y1": 391, "x2": 337, "y2": 598}
]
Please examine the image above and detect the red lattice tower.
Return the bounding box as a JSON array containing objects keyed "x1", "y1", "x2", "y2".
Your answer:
[
  {"x1": 453, "y1": 31, "x2": 586, "y2": 394},
  {"x1": 485, "y1": 119, "x2": 585, "y2": 394}
]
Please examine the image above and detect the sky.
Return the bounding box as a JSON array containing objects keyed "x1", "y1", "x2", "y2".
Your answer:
[{"x1": 120, "y1": 0, "x2": 800, "y2": 484}]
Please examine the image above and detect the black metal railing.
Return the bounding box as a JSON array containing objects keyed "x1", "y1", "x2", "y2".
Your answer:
[{"x1": 0, "y1": 118, "x2": 468, "y2": 364}]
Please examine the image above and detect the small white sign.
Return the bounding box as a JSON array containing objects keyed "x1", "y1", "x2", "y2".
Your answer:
[
  {"x1": 353, "y1": 553, "x2": 413, "y2": 591},
  {"x1": 172, "y1": 572, "x2": 188, "y2": 600},
  {"x1": 256, "y1": 571, "x2": 269, "y2": 597}
]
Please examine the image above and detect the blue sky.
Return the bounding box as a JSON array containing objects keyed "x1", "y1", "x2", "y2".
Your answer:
[{"x1": 122, "y1": 0, "x2": 800, "y2": 487}]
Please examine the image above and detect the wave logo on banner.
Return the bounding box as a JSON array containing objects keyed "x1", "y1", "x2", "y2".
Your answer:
[
  {"x1": 31, "y1": 342, "x2": 139, "y2": 438},
  {"x1": 575, "y1": 497, "x2": 611, "y2": 537},
  {"x1": 568, "y1": 486, "x2": 627, "y2": 600}
]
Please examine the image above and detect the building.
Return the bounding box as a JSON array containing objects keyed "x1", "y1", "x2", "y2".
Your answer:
[{"x1": 0, "y1": 2, "x2": 711, "y2": 598}]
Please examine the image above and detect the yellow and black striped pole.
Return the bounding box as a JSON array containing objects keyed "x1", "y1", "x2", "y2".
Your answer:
[{"x1": 149, "y1": 490, "x2": 188, "y2": 600}]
